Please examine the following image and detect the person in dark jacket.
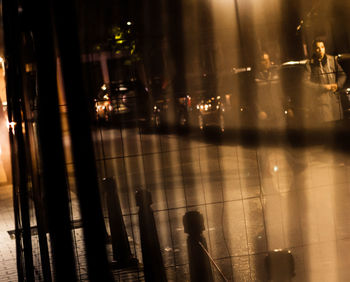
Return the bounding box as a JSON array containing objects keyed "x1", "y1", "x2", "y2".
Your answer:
[
  {"x1": 304, "y1": 39, "x2": 347, "y2": 123},
  {"x1": 254, "y1": 51, "x2": 285, "y2": 128}
]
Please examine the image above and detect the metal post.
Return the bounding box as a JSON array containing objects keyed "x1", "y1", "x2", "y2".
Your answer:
[
  {"x1": 183, "y1": 211, "x2": 213, "y2": 282},
  {"x1": 265, "y1": 249, "x2": 295, "y2": 282},
  {"x1": 102, "y1": 177, "x2": 138, "y2": 267},
  {"x1": 135, "y1": 188, "x2": 167, "y2": 282}
]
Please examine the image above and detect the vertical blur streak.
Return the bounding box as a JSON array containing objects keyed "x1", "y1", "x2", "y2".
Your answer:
[
  {"x1": 141, "y1": 134, "x2": 178, "y2": 274},
  {"x1": 197, "y1": 0, "x2": 217, "y2": 98},
  {"x1": 122, "y1": 128, "x2": 146, "y2": 214},
  {"x1": 166, "y1": 0, "x2": 187, "y2": 106},
  {"x1": 191, "y1": 1, "x2": 233, "y2": 277},
  {"x1": 234, "y1": 0, "x2": 258, "y2": 134},
  {"x1": 212, "y1": 1, "x2": 260, "y2": 278},
  {"x1": 2, "y1": 0, "x2": 35, "y2": 280},
  {"x1": 181, "y1": 0, "x2": 217, "y2": 209},
  {"x1": 50, "y1": 0, "x2": 113, "y2": 280},
  {"x1": 27, "y1": 0, "x2": 82, "y2": 279},
  {"x1": 157, "y1": 135, "x2": 187, "y2": 272}
]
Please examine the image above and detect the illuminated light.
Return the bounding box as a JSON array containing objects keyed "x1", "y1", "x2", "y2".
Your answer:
[
  {"x1": 153, "y1": 106, "x2": 157, "y2": 110},
  {"x1": 216, "y1": 105, "x2": 220, "y2": 109},
  {"x1": 114, "y1": 33, "x2": 122, "y2": 40},
  {"x1": 274, "y1": 248, "x2": 282, "y2": 252},
  {"x1": 211, "y1": 97, "x2": 215, "y2": 100},
  {"x1": 2, "y1": 101, "x2": 7, "y2": 106},
  {"x1": 247, "y1": 67, "x2": 252, "y2": 71},
  {"x1": 116, "y1": 40, "x2": 125, "y2": 44},
  {"x1": 204, "y1": 104, "x2": 209, "y2": 111},
  {"x1": 101, "y1": 84, "x2": 107, "y2": 91},
  {"x1": 240, "y1": 107, "x2": 244, "y2": 112},
  {"x1": 200, "y1": 105, "x2": 204, "y2": 110},
  {"x1": 119, "y1": 87, "x2": 127, "y2": 91},
  {"x1": 217, "y1": 96, "x2": 221, "y2": 99},
  {"x1": 196, "y1": 105, "x2": 200, "y2": 109},
  {"x1": 127, "y1": 21, "x2": 132, "y2": 26},
  {"x1": 273, "y1": 166, "x2": 278, "y2": 172},
  {"x1": 282, "y1": 60, "x2": 307, "y2": 66},
  {"x1": 7, "y1": 121, "x2": 16, "y2": 131},
  {"x1": 284, "y1": 110, "x2": 288, "y2": 115},
  {"x1": 103, "y1": 94, "x2": 109, "y2": 100}
]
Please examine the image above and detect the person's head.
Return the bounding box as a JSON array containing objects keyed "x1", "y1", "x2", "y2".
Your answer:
[
  {"x1": 312, "y1": 39, "x2": 326, "y2": 60},
  {"x1": 259, "y1": 52, "x2": 271, "y2": 71}
]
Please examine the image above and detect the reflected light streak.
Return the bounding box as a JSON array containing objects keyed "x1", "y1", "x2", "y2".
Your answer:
[
  {"x1": 6, "y1": 121, "x2": 16, "y2": 133},
  {"x1": 0, "y1": 57, "x2": 4, "y2": 77}
]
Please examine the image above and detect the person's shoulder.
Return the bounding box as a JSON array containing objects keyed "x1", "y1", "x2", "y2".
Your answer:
[
  {"x1": 325, "y1": 54, "x2": 336, "y2": 61},
  {"x1": 325, "y1": 54, "x2": 341, "y2": 67},
  {"x1": 304, "y1": 58, "x2": 312, "y2": 69}
]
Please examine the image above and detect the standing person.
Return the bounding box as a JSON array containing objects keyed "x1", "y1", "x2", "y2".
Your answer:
[
  {"x1": 254, "y1": 51, "x2": 285, "y2": 128},
  {"x1": 304, "y1": 39, "x2": 347, "y2": 124}
]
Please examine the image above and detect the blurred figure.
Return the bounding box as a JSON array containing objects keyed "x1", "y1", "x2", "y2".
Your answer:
[
  {"x1": 254, "y1": 52, "x2": 279, "y2": 83},
  {"x1": 254, "y1": 52, "x2": 285, "y2": 126},
  {"x1": 0, "y1": 97, "x2": 11, "y2": 184},
  {"x1": 304, "y1": 39, "x2": 347, "y2": 123}
]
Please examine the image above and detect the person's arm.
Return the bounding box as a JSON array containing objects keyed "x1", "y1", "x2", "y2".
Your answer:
[
  {"x1": 304, "y1": 59, "x2": 342, "y2": 93},
  {"x1": 335, "y1": 57, "x2": 347, "y2": 90},
  {"x1": 303, "y1": 61, "x2": 327, "y2": 92}
]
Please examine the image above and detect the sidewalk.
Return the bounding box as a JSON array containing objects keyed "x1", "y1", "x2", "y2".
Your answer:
[{"x1": 0, "y1": 182, "x2": 17, "y2": 282}]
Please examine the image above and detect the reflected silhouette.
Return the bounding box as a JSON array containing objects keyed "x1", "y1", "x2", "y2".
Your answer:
[{"x1": 0, "y1": 97, "x2": 10, "y2": 184}]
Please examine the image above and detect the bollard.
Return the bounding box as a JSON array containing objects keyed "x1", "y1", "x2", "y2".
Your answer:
[
  {"x1": 102, "y1": 177, "x2": 138, "y2": 268},
  {"x1": 265, "y1": 249, "x2": 295, "y2": 282},
  {"x1": 183, "y1": 211, "x2": 214, "y2": 282},
  {"x1": 135, "y1": 188, "x2": 167, "y2": 282}
]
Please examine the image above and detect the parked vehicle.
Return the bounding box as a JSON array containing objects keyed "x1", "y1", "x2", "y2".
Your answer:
[
  {"x1": 94, "y1": 79, "x2": 153, "y2": 128},
  {"x1": 195, "y1": 95, "x2": 228, "y2": 133},
  {"x1": 152, "y1": 94, "x2": 193, "y2": 131}
]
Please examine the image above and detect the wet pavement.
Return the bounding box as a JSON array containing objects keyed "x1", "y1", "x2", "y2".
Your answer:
[
  {"x1": 2, "y1": 127, "x2": 350, "y2": 281},
  {"x1": 92, "y1": 127, "x2": 350, "y2": 281}
]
